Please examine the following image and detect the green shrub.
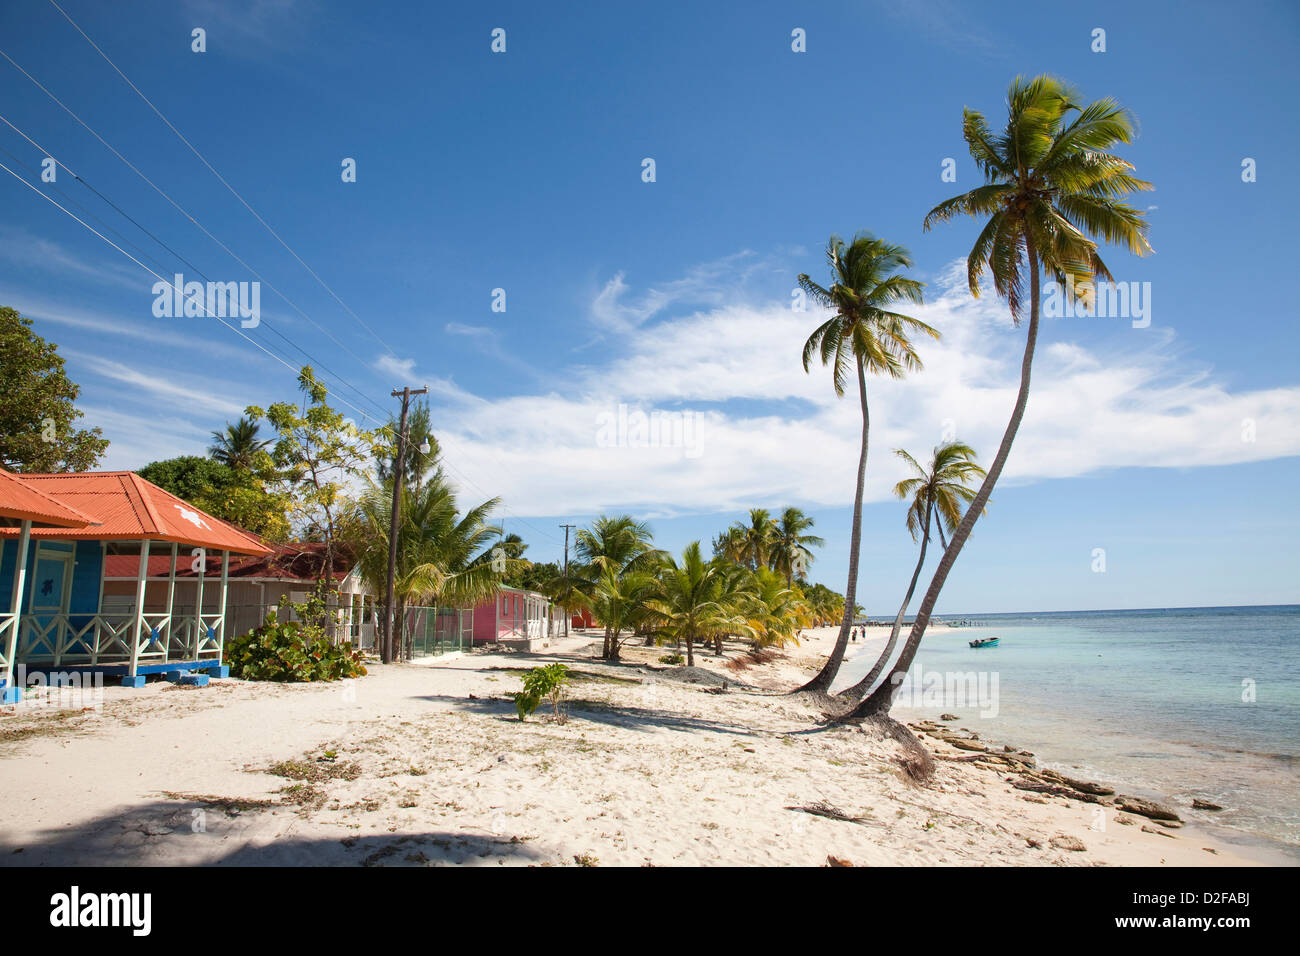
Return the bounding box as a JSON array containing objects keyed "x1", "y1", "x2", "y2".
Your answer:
[
  {"x1": 514, "y1": 663, "x2": 570, "y2": 721},
  {"x1": 224, "y1": 609, "x2": 367, "y2": 682},
  {"x1": 658, "y1": 653, "x2": 684, "y2": 665}
]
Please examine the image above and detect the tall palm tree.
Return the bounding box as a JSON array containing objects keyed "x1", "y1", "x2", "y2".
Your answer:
[
  {"x1": 208, "y1": 415, "x2": 270, "y2": 470},
  {"x1": 645, "y1": 542, "x2": 753, "y2": 667},
  {"x1": 770, "y1": 506, "x2": 824, "y2": 587},
  {"x1": 849, "y1": 75, "x2": 1152, "y2": 719},
  {"x1": 712, "y1": 525, "x2": 748, "y2": 565},
  {"x1": 738, "y1": 508, "x2": 776, "y2": 571},
  {"x1": 795, "y1": 233, "x2": 935, "y2": 695},
  {"x1": 575, "y1": 515, "x2": 662, "y2": 659},
  {"x1": 837, "y1": 443, "x2": 985, "y2": 703}
]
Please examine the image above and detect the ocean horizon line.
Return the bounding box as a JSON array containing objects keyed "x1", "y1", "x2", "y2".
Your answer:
[{"x1": 923, "y1": 602, "x2": 1300, "y2": 619}]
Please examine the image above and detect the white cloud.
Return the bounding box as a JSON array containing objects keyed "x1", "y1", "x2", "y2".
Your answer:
[{"x1": 426, "y1": 258, "x2": 1300, "y2": 516}]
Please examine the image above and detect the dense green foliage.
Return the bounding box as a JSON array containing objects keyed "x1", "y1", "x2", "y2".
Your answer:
[
  {"x1": 0, "y1": 305, "x2": 109, "y2": 472},
  {"x1": 224, "y1": 609, "x2": 367, "y2": 682}
]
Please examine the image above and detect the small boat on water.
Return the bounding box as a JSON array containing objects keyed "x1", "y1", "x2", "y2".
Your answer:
[{"x1": 969, "y1": 637, "x2": 1000, "y2": 648}]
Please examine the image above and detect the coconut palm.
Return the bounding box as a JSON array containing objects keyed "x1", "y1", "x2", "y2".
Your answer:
[
  {"x1": 208, "y1": 415, "x2": 271, "y2": 470},
  {"x1": 711, "y1": 525, "x2": 748, "y2": 565},
  {"x1": 837, "y1": 443, "x2": 985, "y2": 703},
  {"x1": 746, "y1": 567, "x2": 810, "y2": 649},
  {"x1": 645, "y1": 542, "x2": 753, "y2": 667},
  {"x1": 350, "y1": 473, "x2": 506, "y2": 659},
  {"x1": 575, "y1": 515, "x2": 663, "y2": 659},
  {"x1": 795, "y1": 233, "x2": 935, "y2": 695},
  {"x1": 588, "y1": 565, "x2": 656, "y2": 661},
  {"x1": 770, "y1": 506, "x2": 824, "y2": 587},
  {"x1": 849, "y1": 75, "x2": 1152, "y2": 719},
  {"x1": 738, "y1": 508, "x2": 776, "y2": 571}
]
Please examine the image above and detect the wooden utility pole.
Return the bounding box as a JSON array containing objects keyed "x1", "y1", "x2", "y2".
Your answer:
[
  {"x1": 559, "y1": 523, "x2": 577, "y2": 639},
  {"x1": 384, "y1": 385, "x2": 427, "y2": 664}
]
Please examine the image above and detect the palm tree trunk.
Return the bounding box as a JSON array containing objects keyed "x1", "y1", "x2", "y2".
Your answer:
[
  {"x1": 686, "y1": 634, "x2": 695, "y2": 668},
  {"x1": 836, "y1": 503, "x2": 932, "y2": 702},
  {"x1": 796, "y1": 354, "x2": 869, "y2": 694},
  {"x1": 850, "y1": 245, "x2": 1043, "y2": 718}
]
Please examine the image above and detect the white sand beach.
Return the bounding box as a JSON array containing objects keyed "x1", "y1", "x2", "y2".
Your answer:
[{"x1": 0, "y1": 626, "x2": 1288, "y2": 867}]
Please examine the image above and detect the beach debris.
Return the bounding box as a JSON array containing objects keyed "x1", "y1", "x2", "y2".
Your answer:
[
  {"x1": 1048, "y1": 834, "x2": 1086, "y2": 852},
  {"x1": 826, "y1": 855, "x2": 854, "y2": 867},
  {"x1": 939, "y1": 713, "x2": 959, "y2": 721},
  {"x1": 1115, "y1": 795, "x2": 1181, "y2": 822},
  {"x1": 1203, "y1": 847, "x2": 1219, "y2": 855},
  {"x1": 1192, "y1": 799, "x2": 1224, "y2": 811},
  {"x1": 1114, "y1": 814, "x2": 1136, "y2": 825},
  {"x1": 1141, "y1": 825, "x2": 1177, "y2": 839},
  {"x1": 1026, "y1": 837, "x2": 1042, "y2": 848},
  {"x1": 787, "y1": 801, "x2": 878, "y2": 826},
  {"x1": 948, "y1": 738, "x2": 988, "y2": 752}
]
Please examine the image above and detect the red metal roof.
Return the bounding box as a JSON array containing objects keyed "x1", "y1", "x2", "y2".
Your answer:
[
  {"x1": 0, "y1": 472, "x2": 269, "y2": 555},
  {"x1": 0, "y1": 467, "x2": 97, "y2": 527},
  {"x1": 103, "y1": 541, "x2": 354, "y2": 581}
]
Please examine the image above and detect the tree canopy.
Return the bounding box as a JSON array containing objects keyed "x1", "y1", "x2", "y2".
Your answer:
[{"x1": 0, "y1": 305, "x2": 109, "y2": 472}]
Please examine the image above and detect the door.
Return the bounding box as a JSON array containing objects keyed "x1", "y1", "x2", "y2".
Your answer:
[{"x1": 26, "y1": 547, "x2": 73, "y2": 660}]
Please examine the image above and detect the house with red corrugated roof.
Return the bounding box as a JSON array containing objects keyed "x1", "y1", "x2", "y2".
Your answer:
[{"x1": 0, "y1": 469, "x2": 268, "y2": 701}]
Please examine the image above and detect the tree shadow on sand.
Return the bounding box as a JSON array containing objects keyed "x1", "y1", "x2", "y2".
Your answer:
[
  {"x1": 0, "y1": 798, "x2": 548, "y2": 867},
  {"x1": 411, "y1": 692, "x2": 762, "y2": 739}
]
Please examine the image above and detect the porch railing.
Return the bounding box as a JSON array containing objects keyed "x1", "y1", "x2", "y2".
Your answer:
[{"x1": 12, "y1": 611, "x2": 224, "y2": 668}]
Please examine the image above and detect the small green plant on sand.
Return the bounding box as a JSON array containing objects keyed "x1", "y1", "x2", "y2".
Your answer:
[
  {"x1": 659, "y1": 653, "x2": 684, "y2": 665},
  {"x1": 514, "y1": 663, "x2": 571, "y2": 721}
]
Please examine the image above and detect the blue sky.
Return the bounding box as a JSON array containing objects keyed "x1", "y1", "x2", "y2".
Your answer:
[{"x1": 1, "y1": 0, "x2": 1297, "y2": 613}]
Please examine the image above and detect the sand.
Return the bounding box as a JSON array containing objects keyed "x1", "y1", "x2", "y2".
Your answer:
[{"x1": 0, "y1": 625, "x2": 1288, "y2": 866}]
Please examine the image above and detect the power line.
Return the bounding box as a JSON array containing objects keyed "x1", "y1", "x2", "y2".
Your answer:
[
  {"x1": 0, "y1": 47, "x2": 388, "y2": 382},
  {"x1": 47, "y1": 0, "x2": 400, "y2": 360},
  {"x1": 0, "y1": 114, "x2": 394, "y2": 425},
  {"x1": 1, "y1": 53, "x2": 565, "y2": 548}
]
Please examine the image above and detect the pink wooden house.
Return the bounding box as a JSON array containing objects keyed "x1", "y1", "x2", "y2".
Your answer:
[{"x1": 471, "y1": 586, "x2": 552, "y2": 649}]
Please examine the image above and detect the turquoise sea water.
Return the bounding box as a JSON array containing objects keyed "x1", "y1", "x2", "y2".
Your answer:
[{"x1": 833, "y1": 605, "x2": 1300, "y2": 854}]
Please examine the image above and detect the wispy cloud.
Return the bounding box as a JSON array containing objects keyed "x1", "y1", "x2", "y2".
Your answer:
[
  {"x1": 426, "y1": 256, "x2": 1300, "y2": 516},
  {"x1": 66, "y1": 350, "x2": 246, "y2": 418},
  {"x1": 589, "y1": 250, "x2": 777, "y2": 334},
  {"x1": 0, "y1": 228, "x2": 145, "y2": 291},
  {"x1": 4, "y1": 290, "x2": 273, "y2": 364}
]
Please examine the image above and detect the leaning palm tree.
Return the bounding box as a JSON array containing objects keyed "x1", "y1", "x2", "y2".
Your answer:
[
  {"x1": 847, "y1": 75, "x2": 1152, "y2": 720},
  {"x1": 795, "y1": 233, "x2": 935, "y2": 696},
  {"x1": 836, "y1": 443, "x2": 985, "y2": 703},
  {"x1": 769, "y1": 506, "x2": 824, "y2": 587},
  {"x1": 208, "y1": 415, "x2": 270, "y2": 470},
  {"x1": 645, "y1": 542, "x2": 754, "y2": 667}
]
